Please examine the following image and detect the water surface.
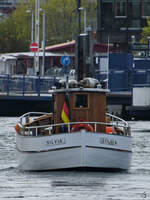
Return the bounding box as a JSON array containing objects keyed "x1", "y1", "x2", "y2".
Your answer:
[{"x1": 0, "y1": 118, "x2": 149, "y2": 200}]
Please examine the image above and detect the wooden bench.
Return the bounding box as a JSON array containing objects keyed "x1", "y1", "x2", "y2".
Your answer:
[{"x1": 25, "y1": 113, "x2": 53, "y2": 135}]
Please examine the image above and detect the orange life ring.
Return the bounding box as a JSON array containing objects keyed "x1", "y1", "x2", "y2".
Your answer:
[{"x1": 71, "y1": 123, "x2": 94, "y2": 132}]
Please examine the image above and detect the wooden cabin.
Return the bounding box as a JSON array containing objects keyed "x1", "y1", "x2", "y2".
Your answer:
[{"x1": 54, "y1": 88, "x2": 107, "y2": 133}]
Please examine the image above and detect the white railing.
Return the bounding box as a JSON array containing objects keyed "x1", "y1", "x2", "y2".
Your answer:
[
  {"x1": 18, "y1": 112, "x2": 131, "y2": 137},
  {"x1": 106, "y1": 112, "x2": 129, "y2": 127},
  {"x1": 19, "y1": 111, "x2": 50, "y2": 124}
]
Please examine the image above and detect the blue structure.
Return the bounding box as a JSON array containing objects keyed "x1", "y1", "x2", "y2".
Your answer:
[
  {"x1": 109, "y1": 53, "x2": 133, "y2": 91},
  {"x1": 0, "y1": 53, "x2": 150, "y2": 95},
  {"x1": 0, "y1": 75, "x2": 56, "y2": 96},
  {"x1": 96, "y1": 53, "x2": 150, "y2": 92},
  {"x1": 132, "y1": 58, "x2": 150, "y2": 86},
  {"x1": 95, "y1": 53, "x2": 133, "y2": 91}
]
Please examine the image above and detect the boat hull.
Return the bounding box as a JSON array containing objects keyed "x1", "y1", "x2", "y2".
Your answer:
[{"x1": 16, "y1": 131, "x2": 132, "y2": 171}]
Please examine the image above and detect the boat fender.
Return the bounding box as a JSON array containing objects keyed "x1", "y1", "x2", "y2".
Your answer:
[
  {"x1": 71, "y1": 123, "x2": 94, "y2": 132},
  {"x1": 25, "y1": 116, "x2": 30, "y2": 124},
  {"x1": 106, "y1": 126, "x2": 124, "y2": 135},
  {"x1": 15, "y1": 124, "x2": 22, "y2": 134},
  {"x1": 106, "y1": 126, "x2": 116, "y2": 134}
]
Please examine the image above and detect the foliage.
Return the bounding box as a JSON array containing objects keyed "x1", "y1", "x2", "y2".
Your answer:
[
  {"x1": 0, "y1": 2, "x2": 31, "y2": 52},
  {"x1": 141, "y1": 19, "x2": 150, "y2": 44},
  {"x1": 0, "y1": 0, "x2": 97, "y2": 53},
  {"x1": 43, "y1": 0, "x2": 77, "y2": 45}
]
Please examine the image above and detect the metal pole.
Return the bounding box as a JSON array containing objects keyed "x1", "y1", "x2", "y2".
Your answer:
[
  {"x1": 27, "y1": 9, "x2": 35, "y2": 75},
  {"x1": 31, "y1": 11, "x2": 35, "y2": 76},
  {"x1": 76, "y1": 0, "x2": 81, "y2": 81},
  {"x1": 26, "y1": 10, "x2": 34, "y2": 43},
  {"x1": 97, "y1": 0, "x2": 102, "y2": 42},
  {"x1": 31, "y1": 12, "x2": 34, "y2": 43},
  {"x1": 42, "y1": 11, "x2": 46, "y2": 76},
  {"x1": 107, "y1": 36, "x2": 109, "y2": 89},
  {"x1": 35, "y1": 0, "x2": 40, "y2": 75},
  {"x1": 84, "y1": 9, "x2": 87, "y2": 34},
  {"x1": 148, "y1": 39, "x2": 149, "y2": 58},
  {"x1": 76, "y1": 0, "x2": 81, "y2": 34},
  {"x1": 147, "y1": 37, "x2": 150, "y2": 57},
  {"x1": 78, "y1": 7, "x2": 86, "y2": 34}
]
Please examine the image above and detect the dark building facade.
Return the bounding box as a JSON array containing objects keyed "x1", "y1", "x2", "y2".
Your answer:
[
  {"x1": 0, "y1": 0, "x2": 20, "y2": 20},
  {"x1": 97, "y1": 0, "x2": 150, "y2": 52}
]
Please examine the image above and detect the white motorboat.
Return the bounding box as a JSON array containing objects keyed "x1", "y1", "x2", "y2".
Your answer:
[{"x1": 15, "y1": 78, "x2": 132, "y2": 171}]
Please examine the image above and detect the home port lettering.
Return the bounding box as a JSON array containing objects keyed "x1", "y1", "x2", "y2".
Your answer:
[
  {"x1": 100, "y1": 137, "x2": 117, "y2": 145},
  {"x1": 46, "y1": 137, "x2": 66, "y2": 146}
]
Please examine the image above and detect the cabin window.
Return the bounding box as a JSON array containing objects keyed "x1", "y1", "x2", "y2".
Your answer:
[{"x1": 74, "y1": 94, "x2": 89, "y2": 108}]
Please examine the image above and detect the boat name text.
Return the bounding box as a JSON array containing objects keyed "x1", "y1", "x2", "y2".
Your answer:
[
  {"x1": 46, "y1": 137, "x2": 66, "y2": 146},
  {"x1": 99, "y1": 137, "x2": 117, "y2": 145}
]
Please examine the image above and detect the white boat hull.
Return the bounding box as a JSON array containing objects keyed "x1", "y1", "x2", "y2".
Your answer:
[{"x1": 16, "y1": 131, "x2": 132, "y2": 171}]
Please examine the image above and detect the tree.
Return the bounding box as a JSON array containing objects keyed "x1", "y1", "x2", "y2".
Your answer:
[
  {"x1": 0, "y1": 1, "x2": 31, "y2": 52},
  {"x1": 43, "y1": 0, "x2": 77, "y2": 45},
  {"x1": 0, "y1": 0, "x2": 97, "y2": 53},
  {"x1": 141, "y1": 19, "x2": 150, "y2": 44},
  {"x1": 41, "y1": 0, "x2": 97, "y2": 45}
]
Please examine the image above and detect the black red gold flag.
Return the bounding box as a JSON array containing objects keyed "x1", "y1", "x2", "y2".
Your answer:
[{"x1": 61, "y1": 95, "x2": 70, "y2": 123}]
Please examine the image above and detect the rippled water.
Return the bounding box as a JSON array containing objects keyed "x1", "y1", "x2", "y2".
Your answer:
[{"x1": 0, "y1": 118, "x2": 150, "y2": 200}]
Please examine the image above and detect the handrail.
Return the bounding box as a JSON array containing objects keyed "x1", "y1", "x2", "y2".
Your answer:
[
  {"x1": 19, "y1": 112, "x2": 51, "y2": 124},
  {"x1": 17, "y1": 111, "x2": 131, "y2": 137},
  {"x1": 106, "y1": 112, "x2": 129, "y2": 127},
  {"x1": 18, "y1": 120, "x2": 130, "y2": 137},
  {"x1": 20, "y1": 112, "x2": 128, "y2": 125}
]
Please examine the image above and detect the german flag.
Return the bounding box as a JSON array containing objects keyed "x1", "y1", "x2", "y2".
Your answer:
[{"x1": 61, "y1": 95, "x2": 70, "y2": 123}]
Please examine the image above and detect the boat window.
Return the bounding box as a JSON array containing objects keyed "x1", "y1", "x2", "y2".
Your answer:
[{"x1": 74, "y1": 94, "x2": 88, "y2": 108}]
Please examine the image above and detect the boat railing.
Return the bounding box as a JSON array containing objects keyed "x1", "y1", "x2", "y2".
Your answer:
[
  {"x1": 19, "y1": 112, "x2": 51, "y2": 125},
  {"x1": 106, "y1": 112, "x2": 129, "y2": 127},
  {"x1": 19, "y1": 112, "x2": 129, "y2": 127},
  {"x1": 18, "y1": 118, "x2": 131, "y2": 137}
]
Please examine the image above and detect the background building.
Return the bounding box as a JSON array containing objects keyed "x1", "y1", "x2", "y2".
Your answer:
[
  {"x1": 97, "y1": 0, "x2": 150, "y2": 52},
  {"x1": 0, "y1": 0, "x2": 20, "y2": 20},
  {"x1": 0, "y1": 0, "x2": 52, "y2": 21}
]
